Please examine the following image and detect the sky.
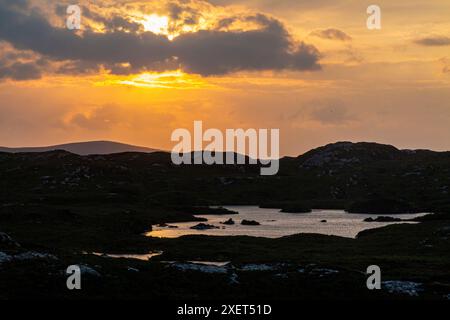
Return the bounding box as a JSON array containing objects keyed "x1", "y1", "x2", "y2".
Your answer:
[{"x1": 0, "y1": 0, "x2": 449, "y2": 156}]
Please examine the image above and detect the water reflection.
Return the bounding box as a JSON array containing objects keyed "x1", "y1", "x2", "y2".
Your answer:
[
  {"x1": 146, "y1": 206, "x2": 429, "y2": 239},
  {"x1": 90, "y1": 251, "x2": 163, "y2": 261}
]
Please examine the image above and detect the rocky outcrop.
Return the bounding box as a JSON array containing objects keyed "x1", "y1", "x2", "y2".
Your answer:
[
  {"x1": 0, "y1": 252, "x2": 13, "y2": 265},
  {"x1": 383, "y1": 281, "x2": 423, "y2": 296},
  {"x1": 241, "y1": 220, "x2": 260, "y2": 226},
  {"x1": 190, "y1": 223, "x2": 219, "y2": 230},
  {"x1": 238, "y1": 264, "x2": 279, "y2": 271},
  {"x1": 157, "y1": 223, "x2": 178, "y2": 228},
  {"x1": 221, "y1": 218, "x2": 235, "y2": 225},
  {"x1": 0, "y1": 250, "x2": 58, "y2": 267},
  {"x1": 170, "y1": 262, "x2": 228, "y2": 274},
  {"x1": 364, "y1": 216, "x2": 402, "y2": 222},
  {"x1": 78, "y1": 264, "x2": 101, "y2": 277},
  {"x1": 298, "y1": 142, "x2": 403, "y2": 168},
  {"x1": 0, "y1": 232, "x2": 20, "y2": 249}
]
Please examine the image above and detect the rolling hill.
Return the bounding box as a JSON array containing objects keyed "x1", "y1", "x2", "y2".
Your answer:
[{"x1": 0, "y1": 141, "x2": 158, "y2": 155}]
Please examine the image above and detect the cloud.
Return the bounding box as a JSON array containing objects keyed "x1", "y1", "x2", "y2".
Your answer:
[
  {"x1": 57, "y1": 60, "x2": 102, "y2": 75},
  {"x1": 0, "y1": 42, "x2": 42, "y2": 80},
  {"x1": 103, "y1": 16, "x2": 143, "y2": 33},
  {"x1": 0, "y1": 61, "x2": 41, "y2": 80},
  {"x1": 0, "y1": 0, "x2": 322, "y2": 78},
  {"x1": 309, "y1": 101, "x2": 355, "y2": 125},
  {"x1": 66, "y1": 103, "x2": 176, "y2": 135},
  {"x1": 167, "y1": 2, "x2": 200, "y2": 25},
  {"x1": 440, "y1": 57, "x2": 450, "y2": 74},
  {"x1": 173, "y1": 14, "x2": 322, "y2": 75},
  {"x1": 310, "y1": 28, "x2": 352, "y2": 41},
  {"x1": 207, "y1": 0, "x2": 337, "y2": 11},
  {"x1": 69, "y1": 105, "x2": 122, "y2": 130},
  {"x1": 414, "y1": 35, "x2": 450, "y2": 46}
]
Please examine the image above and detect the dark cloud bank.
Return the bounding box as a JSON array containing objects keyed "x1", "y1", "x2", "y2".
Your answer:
[{"x1": 0, "y1": 0, "x2": 322, "y2": 80}]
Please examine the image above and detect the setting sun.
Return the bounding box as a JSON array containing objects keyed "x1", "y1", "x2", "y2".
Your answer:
[{"x1": 141, "y1": 14, "x2": 170, "y2": 38}]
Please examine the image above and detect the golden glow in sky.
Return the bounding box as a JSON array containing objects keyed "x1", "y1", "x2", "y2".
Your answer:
[
  {"x1": 1, "y1": 0, "x2": 450, "y2": 155},
  {"x1": 115, "y1": 71, "x2": 210, "y2": 89}
]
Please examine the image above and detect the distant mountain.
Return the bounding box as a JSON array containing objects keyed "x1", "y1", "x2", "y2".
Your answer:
[{"x1": 0, "y1": 141, "x2": 158, "y2": 155}]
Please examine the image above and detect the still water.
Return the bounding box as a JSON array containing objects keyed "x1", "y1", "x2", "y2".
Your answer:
[{"x1": 147, "y1": 206, "x2": 429, "y2": 239}]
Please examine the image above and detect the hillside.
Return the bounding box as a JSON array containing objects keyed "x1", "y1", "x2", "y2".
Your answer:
[
  {"x1": 0, "y1": 141, "x2": 158, "y2": 155},
  {"x1": 0, "y1": 141, "x2": 449, "y2": 211},
  {"x1": 0, "y1": 141, "x2": 449, "y2": 300}
]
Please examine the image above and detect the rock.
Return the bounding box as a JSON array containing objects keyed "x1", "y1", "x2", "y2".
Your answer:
[
  {"x1": 321, "y1": 220, "x2": 327, "y2": 223},
  {"x1": 221, "y1": 218, "x2": 235, "y2": 225},
  {"x1": 296, "y1": 265, "x2": 339, "y2": 277},
  {"x1": 228, "y1": 272, "x2": 239, "y2": 285},
  {"x1": 157, "y1": 223, "x2": 178, "y2": 228},
  {"x1": 171, "y1": 262, "x2": 228, "y2": 274},
  {"x1": 364, "y1": 216, "x2": 402, "y2": 222},
  {"x1": 0, "y1": 252, "x2": 13, "y2": 265},
  {"x1": 14, "y1": 251, "x2": 58, "y2": 261},
  {"x1": 0, "y1": 232, "x2": 21, "y2": 249},
  {"x1": 239, "y1": 264, "x2": 278, "y2": 271},
  {"x1": 241, "y1": 219, "x2": 260, "y2": 226},
  {"x1": 309, "y1": 268, "x2": 339, "y2": 277},
  {"x1": 1, "y1": 250, "x2": 58, "y2": 266},
  {"x1": 190, "y1": 223, "x2": 219, "y2": 230},
  {"x1": 382, "y1": 281, "x2": 423, "y2": 296},
  {"x1": 79, "y1": 265, "x2": 101, "y2": 277}
]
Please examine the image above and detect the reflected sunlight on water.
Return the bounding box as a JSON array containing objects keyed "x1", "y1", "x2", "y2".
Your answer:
[{"x1": 146, "y1": 206, "x2": 429, "y2": 239}]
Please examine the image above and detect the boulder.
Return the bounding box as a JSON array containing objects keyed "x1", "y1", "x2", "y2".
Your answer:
[
  {"x1": 241, "y1": 219, "x2": 260, "y2": 226},
  {"x1": 190, "y1": 223, "x2": 219, "y2": 230},
  {"x1": 221, "y1": 218, "x2": 235, "y2": 225}
]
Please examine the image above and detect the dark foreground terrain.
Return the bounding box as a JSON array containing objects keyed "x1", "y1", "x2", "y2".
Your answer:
[{"x1": 1, "y1": 142, "x2": 449, "y2": 300}]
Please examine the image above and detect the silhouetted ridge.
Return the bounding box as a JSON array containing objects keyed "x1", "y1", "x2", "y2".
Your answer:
[{"x1": 0, "y1": 141, "x2": 158, "y2": 155}]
